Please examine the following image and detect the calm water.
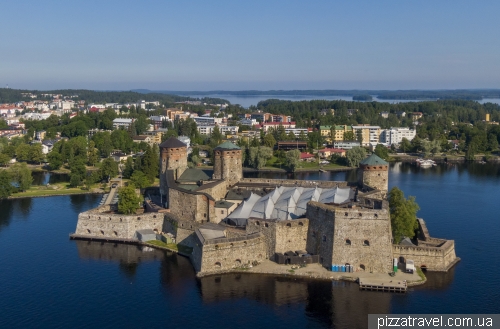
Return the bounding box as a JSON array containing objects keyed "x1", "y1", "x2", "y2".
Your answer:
[
  {"x1": 0, "y1": 163, "x2": 499, "y2": 328},
  {"x1": 191, "y1": 94, "x2": 500, "y2": 108}
]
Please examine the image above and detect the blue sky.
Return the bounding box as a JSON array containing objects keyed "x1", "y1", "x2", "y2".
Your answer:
[{"x1": 2, "y1": 0, "x2": 500, "y2": 90}]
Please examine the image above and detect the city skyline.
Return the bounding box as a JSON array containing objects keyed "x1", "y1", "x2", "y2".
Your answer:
[{"x1": 2, "y1": 0, "x2": 500, "y2": 90}]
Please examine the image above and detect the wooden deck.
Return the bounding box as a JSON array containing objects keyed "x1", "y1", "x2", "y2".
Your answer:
[{"x1": 359, "y1": 277, "x2": 407, "y2": 293}]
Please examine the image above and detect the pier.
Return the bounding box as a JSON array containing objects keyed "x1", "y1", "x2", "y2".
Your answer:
[{"x1": 359, "y1": 278, "x2": 407, "y2": 293}]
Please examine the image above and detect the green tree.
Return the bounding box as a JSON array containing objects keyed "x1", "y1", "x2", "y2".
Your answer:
[
  {"x1": 69, "y1": 158, "x2": 86, "y2": 187},
  {"x1": 47, "y1": 151, "x2": 63, "y2": 170},
  {"x1": 87, "y1": 140, "x2": 99, "y2": 166},
  {"x1": 0, "y1": 170, "x2": 12, "y2": 198},
  {"x1": 0, "y1": 153, "x2": 11, "y2": 166},
  {"x1": 118, "y1": 184, "x2": 142, "y2": 214},
  {"x1": 248, "y1": 146, "x2": 273, "y2": 169},
  {"x1": 400, "y1": 138, "x2": 411, "y2": 153},
  {"x1": 16, "y1": 144, "x2": 30, "y2": 162},
  {"x1": 211, "y1": 125, "x2": 223, "y2": 146},
  {"x1": 100, "y1": 157, "x2": 118, "y2": 181},
  {"x1": 130, "y1": 170, "x2": 150, "y2": 189},
  {"x1": 122, "y1": 157, "x2": 134, "y2": 178},
  {"x1": 263, "y1": 133, "x2": 276, "y2": 148},
  {"x1": 345, "y1": 147, "x2": 366, "y2": 167},
  {"x1": 374, "y1": 144, "x2": 389, "y2": 160},
  {"x1": 29, "y1": 143, "x2": 44, "y2": 164},
  {"x1": 9, "y1": 162, "x2": 33, "y2": 191},
  {"x1": 285, "y1": 149, "x2": 301, "y2": 172},
  {"x1": 343, "y1": 131, "x2": 355, "y2": 141},
  {"x1": 388, "y1": 187, "x2": 420, "y2": 244}
]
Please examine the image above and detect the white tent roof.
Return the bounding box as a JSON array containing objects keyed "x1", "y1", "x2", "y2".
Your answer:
[{"x1": 227, "y1": 186, "x2": 354, "y2": 221}]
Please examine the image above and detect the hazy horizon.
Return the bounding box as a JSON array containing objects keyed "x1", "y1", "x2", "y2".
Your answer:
[{"x1": 2, "y1": 1, "x2": 500, "y2": 90}]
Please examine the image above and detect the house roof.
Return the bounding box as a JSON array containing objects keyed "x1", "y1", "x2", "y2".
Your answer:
[
  {"x1": 300, "y1": 152, "x2": 315, "y2": 159},
  {"x1": 359, "y1": 154, "x2": 388, "y2": 166},
  {"x1": 215, "y1": 200, "x2": 235, "y2": 209},
  {"x1": 214, "y1": 141, "x2": 240, "y2": 150},
  {"x1": 159, "y1": 137, "x2": 187, "y2": 149},
  {"x1": 177, "y1": 168, "x2": 210, "y2": 183}
]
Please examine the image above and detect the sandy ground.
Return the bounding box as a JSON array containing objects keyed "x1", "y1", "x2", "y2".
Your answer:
[{"x1": 244, "y1": 259, "x2": 423, "y2": 285}]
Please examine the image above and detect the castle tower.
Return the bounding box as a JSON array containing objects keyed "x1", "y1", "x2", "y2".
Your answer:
[
  {"x1": 357, "y1": 154, "x2": 389, "y2": 194},
  {"x1": 159, "y1": 137, "x2": 188, "y2": 194},
  {"x1": 212, "y1": 141, "x2": 242, "y2": 186}
]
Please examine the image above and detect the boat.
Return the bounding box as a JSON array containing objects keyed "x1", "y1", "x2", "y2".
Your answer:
[{"x1": 415, "y1": 158, "x2": 436, "y2": 167}]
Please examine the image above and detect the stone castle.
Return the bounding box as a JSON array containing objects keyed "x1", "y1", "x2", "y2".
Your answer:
[{"x1": 74, "y1": 137, "x2": 459, "y2": 276}]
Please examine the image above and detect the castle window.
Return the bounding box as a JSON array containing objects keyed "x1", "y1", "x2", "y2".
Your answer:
[
  {"x1": 345, "y1": 239, "x2": 351, "y2": 245},
  {"x1": 286, "y1": 223, "x2": 291, "y2": 227},
  {"x1": 363, "y1": 240, "x2": 370, "y2": 246},
  {"x1": 374, "y1": 214, "x2": 378, "y2": 218},
  {"x1": 265, "y1": 223, "x2": 269, "y2": 228},
  {"x1": 244, "y1": 241, "x2": 247, "y2": 245},
  {"x1": 100, "y1": 230, "x2": 104, "y2": 235},
  {"x1": 203, "y1": 213, "x2": 206, "y2": 218},
  {"x1": 98, "y1": 217, "x2": 101, "y2": 220},
  {"x1": 120, "y1": 218, "x2": 122, "y2": 222},
  {"x1": 215, "y1": 245, "x2": 219, "y2": 249},
  {"x1": 153, "y1": 215, "x2": 157, "y2": 218},
  {"x1": 298, "y1": 222, "x2": 304, "y2": 226},
  {"x1": 360, "y1": 264, "x2": 366, "y2": 271},
  {"x1": 230, "y1": 243, "x2": 234, "y2": 247},
  {"x1": 345, "y1": 212, "x2": 348, "y2": 216},
  {"x1": 256, "y1": 221, "x2": 260, "y2": 225},
  {"x1": 87, "y1": 229, "x2": 91, "y2": 234},
  {"x1": 137, "y1": 217, "x2": 141, "y2": 220},
  {"x1": 221, "y1": 210, "x2": 224, "y2": 214},
  {"x1": 312, "y1": 231, "x2": 316, "y2": 238},
  {"x1": 359, "y1": 213, "x2": 362, "y2": 217},
  {"x1": 379, "y1": 166, "x2": 382, "y2": 169},
  {"x1": 215, "y1": 262, "x2": 221, "y2": 268},
  {"x1": 114, "y1": 231, "x2": 118, "y2": 236},
  {"x1": 235, "y1": 259, "x2": 241, "y2": 265},
  {"x1": 322, "y1": 235, "x2": 327, "y2": 242}
]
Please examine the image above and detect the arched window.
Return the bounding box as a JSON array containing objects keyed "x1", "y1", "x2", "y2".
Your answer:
[
  {"x1": 345, "y1": 239, "x2": 351, "y2": 245},
  {"x1": 360, "y1": 264, "x2": 366, "y2": 271},
  {"x1": 363, "y1": 240, "x2": 370, "y2": 246},
  {"x1": 298, "y1": 222, "x2": 304, "y2": 226},
  {"x1": 286, "y1": 223, "x2": 291, "y2": 227},
  {"x1": 256, "y1": 221, "x2": 260, "y2": 225},
  {"x1": 322, "y1": 235, "x2": 327, "y2": 242}
]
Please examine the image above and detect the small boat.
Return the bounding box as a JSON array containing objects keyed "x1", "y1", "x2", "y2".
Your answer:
[{"x1": 415, "y1": 158, "x2": 436, "y2": 167}]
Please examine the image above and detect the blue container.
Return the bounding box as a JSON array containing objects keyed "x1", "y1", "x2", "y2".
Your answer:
[
  {"x1": 333, "y1": 265, "x2": 337, "y2": 272},
  {"x1": 331, "y1": 266, "x2": 335, "y2": 272},
  {"x1": 341, "y1": 265, "x2": 345, "y2": 272}
]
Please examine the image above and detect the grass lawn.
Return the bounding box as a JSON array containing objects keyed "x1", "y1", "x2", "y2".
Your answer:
[{"x1": 11, "y1": 182, "x2": 95, "y2": 198}]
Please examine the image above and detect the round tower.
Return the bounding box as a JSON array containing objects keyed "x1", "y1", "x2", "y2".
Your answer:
[
  {"x1": 159, "y1": 137, "x2": 188, "y2": 193},
  {"x1": 357, "y1": 154, "x2": 389, "y2": 193},
  {"x1": 213, "y1": 141, "x2": 242, "y2": 185}
]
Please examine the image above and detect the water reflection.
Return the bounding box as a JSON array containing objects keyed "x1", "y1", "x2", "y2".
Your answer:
[{"x1": 31, "y1": 171, "x2": 69, "y2": 186}]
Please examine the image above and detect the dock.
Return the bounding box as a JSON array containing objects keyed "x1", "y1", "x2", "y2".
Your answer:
[
  {"x1": 69, "y1": 233, "x2": 138, "y2": 244},
  {"x1": 359, "y1": 277, "x2": 407, "y2": 293}
]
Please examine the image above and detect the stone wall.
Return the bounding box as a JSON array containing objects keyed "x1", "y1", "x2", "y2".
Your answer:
[
  {"x1": 306, "y1": 202, "x2": 393, "y2": 273},
  {"x1": 192, "y1": 232, "x2": 267, "y2": 275},
  {"x1": 75, "y1": 206, "x2": 163, "y2": 239},
  {"x1": 213, "y1": 149, "x2": 242, "y2": 186},
  {"x1": 168, "y1": 188, "x2": 215, "y2": 223},
  {"x1": 160, "y1": 146, "x2": 187, "y2": 194},
  {"x1": 393, "y1": 219, "x2": 458, "y2": 271},
  {"x1": 246, "y1": 218, "x2": 309, "y2": 257},
  {"x1": 358, "y1": 166, "x2": 388, "y2": 194},
  {"x1": 392, "y1": 240, "x2": 457, "y2": 271},
  {"x1": 197, "y1": 180, "x2": 228, "y2": 201}
]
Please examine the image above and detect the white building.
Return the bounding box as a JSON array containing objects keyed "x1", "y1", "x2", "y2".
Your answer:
[
  {"x1": 197, "y1": 125, "x2": 238, "y2": 135},
  {"x1": 333, "y1": 141, "x2": 361, "y2": 149},
  {"x1": 177, "y1": 135, "x2": 191, "y2": 147},
  {"x1": 284, "y1": 128, "x2": 309, "y2": 137},
  {"x1": 112, "y1": 118, "x2": 134, "y2": 129},
  {"x1": 380, "y1": 127, "x2": 416, "y2": 146},
  {"x1": 194, "y1": 116, "x2": 223, "y2": 126}
]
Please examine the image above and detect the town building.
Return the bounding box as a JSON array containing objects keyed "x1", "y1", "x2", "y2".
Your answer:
[
  {"x1": 352, "y1": 125, "x2": 381, "y2": 146},
  {"x1": 380, "y1": 127, "x2": 416, "y2": 146}
]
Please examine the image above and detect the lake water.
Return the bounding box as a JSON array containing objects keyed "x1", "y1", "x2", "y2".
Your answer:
[
  {"x1": 0, "y1": 163, "x2": 499, "y2": 328},
  {"x1": 191, "y1": 94, "x2": 500, "y2": 108}
]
